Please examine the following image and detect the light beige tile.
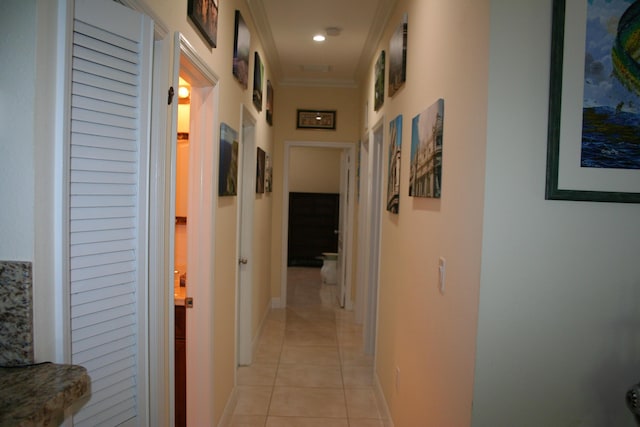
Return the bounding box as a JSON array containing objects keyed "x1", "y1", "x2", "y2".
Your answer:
[
  {"x1": 285, "y1": 328, "x2": 337, "y2": 347},
  {"x1": 265, "y1": 416, "x2": 348, "y2": 427},
  {"x1": 254, "y1": 341, "x2": 282, "y2": 364},
  {"x1": 269, "y1": 387, "x2": 347, "y2": 418},
  {"x1": 276, "y1": 365, "x2": 343, "y2": 387},
  {"x1": 348, "y1": 419, "x2": 385, "y2": 427},
  {"x1": 342, "y1": 366, "x2": 374, "y2": 388},
  {"x1": 229, "y1": 414, "x2": 267, "y2": 426},
  {"x1": 339, "y1": 345, "x2": 374, "y2": 367},
  {"x1": 233, "y1": 386, "x2": 273, "y2": 416},
  {"x1": 280, "y1": 345, "x2": 340, "y2": 366},
  {"x1": 237, "y1": 364, "x2": 278, "y2": 386},
  {"x1": 345, "y1": 388, "x2": 381, "y2": 419}
]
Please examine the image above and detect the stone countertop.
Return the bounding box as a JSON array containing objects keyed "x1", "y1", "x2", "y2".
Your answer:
[{"x1": 0, "y1": 363, "x2": 90, "y2": 426}]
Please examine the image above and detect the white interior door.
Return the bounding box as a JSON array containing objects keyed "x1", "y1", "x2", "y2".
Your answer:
[
  {"x1": 175, "y1": 34, "x2": 220, "y2": 426},
  {"x1": 69, "y1": 0, "x2": 152, "y2": 425},
  {"x1": 336, "y1": 150, "x2": 351, "y2": 308},
  {"x1": 237, "y1": 107, "x2": 256, "y2": 366},
  {"x1": 363, "y1": 122, "x2": 384, "y2": 355}
]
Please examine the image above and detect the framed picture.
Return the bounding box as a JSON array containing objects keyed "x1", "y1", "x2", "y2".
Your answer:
[
  {"x1": 409, "y1": 99, "x2": 444, "y2": 198},
  {"x1": 253, "y1": 52, "x2": 264, "y2": 112},
  {"x1": 256, "y1": 147, "x2": 265, "y2": 194},
  {"x1": 546, "y1": 0, "x2": 640, "y2": 203},
  {"x1": 266, "y1": 80, "x2": 274, "y2": 126},
  {"x1": 389, "y1": 13, "x2": 408, "y2": 97},
  {"x1": 265, "y1": 152, "x2": 272, "y2": 192},
  {"x1": 187, "y1": 0, "x2": 218, "y2": 48},
  {"x1": 296, "y1": 109, "x2": 336, "y2": 130},
  {"x1": 219, "y1": 123, "x2": 238, "y2": 196},
  {"x1": 374, "y1": 51, "x2": 385, "y2": 111},
  {"x1": 387, "y1": 114, "x2": 402, "y2": 214},
  {"x1": 233, "y1": 10, "x2": 250, "y2": 89}
]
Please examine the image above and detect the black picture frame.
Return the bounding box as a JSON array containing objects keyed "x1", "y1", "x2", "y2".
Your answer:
[
  {"x1": 296, "y1": 110, "x2": 336, "y2": 130},
  {"x1": 187, "y1": 0, "x2": 218, "y2": 48},
  {"x1": 266, "y1": 80, "x2": 274, "y2": 126},
  {"x1": 546, "y1": 0, "x2": 640, "y2": 203}
]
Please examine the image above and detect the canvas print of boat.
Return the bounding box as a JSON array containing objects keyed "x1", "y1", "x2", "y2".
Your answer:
[
  {"x1": 581, "y1": 0, "x2": 640, "y2": 169},
  {"x1": 409, "y1": 99, "x2": 444, "y2": 198}
]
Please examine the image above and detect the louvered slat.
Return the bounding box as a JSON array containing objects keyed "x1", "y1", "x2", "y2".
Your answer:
[{"x1": 70, "y1": 4, "x2": 147, "y2": 424}]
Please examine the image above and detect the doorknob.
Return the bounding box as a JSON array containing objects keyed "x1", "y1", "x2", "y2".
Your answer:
[{"x1": 239, "y1": 257, "x2": 248, "y2": 265}]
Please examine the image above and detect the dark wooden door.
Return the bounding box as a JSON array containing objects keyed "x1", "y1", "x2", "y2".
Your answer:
[{"x1": 288, "y1": 192, "x2": 339, "y2": 266}]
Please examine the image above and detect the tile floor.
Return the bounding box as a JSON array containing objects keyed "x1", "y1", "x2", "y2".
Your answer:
[{"x1": 228, "y1": 267, "x2": 388, "y2": 427}]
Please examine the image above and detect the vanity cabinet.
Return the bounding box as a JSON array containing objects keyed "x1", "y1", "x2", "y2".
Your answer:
[{"x1": 175, "y1": 305, "x2": 186, "y2": 427}]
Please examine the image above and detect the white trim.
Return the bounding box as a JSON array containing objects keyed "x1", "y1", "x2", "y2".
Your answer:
[
  {"x1": 53, "y1": 0, "x2": 73, "y2": 365},
  {"x1": 217, "y1": 387, "x2": 238, "y2": 427},
  {"x1": 147, "y1": 31, "x2": 173, "y2": 427},
  {"x1": 374, "y1": 372, "x2": 394, "y2": 427},
  {"x1": 116, "y1": 0, "x2": 169, "y2": 38},
  {"x1": 280, "y1": 140, "x2": 357, "y2": 310},
  {"x1": 251, "y1": 298, "x2": 272, "y2": 360}
]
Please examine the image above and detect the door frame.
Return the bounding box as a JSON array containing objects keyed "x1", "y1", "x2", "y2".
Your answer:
[
  {"x1": 280, "y1": 141, "x2": 356, "y2": 309},
  {"x1": 172, "y1": 33, "x2": 220, "y2": 426},
  {"x1": 236, "y1": 105, "x2": 257, "y2": 366},
  {"x1": 360, "y1": 118, "x2": 384, "y2": 355}
]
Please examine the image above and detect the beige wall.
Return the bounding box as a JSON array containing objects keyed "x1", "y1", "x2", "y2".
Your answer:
[
  {"x1": 289, "y1": 147, "x2": 341, "y2": 193},
  {"x1": 473, "y1": 1, "x2": 640, "y2": 425},
  {"x1": 270, "y1": 85, "x2": 360, "y2": 301},
  {"x1": 361, "y1": 1, "x2": 490, "y2": 425}
]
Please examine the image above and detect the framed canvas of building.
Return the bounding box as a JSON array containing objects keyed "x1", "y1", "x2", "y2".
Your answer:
[
  {"x1": 409, "y1": 99, "x2": 444, "y2": 198},
  {"x1": 387, "y1": 114, "x2": 402, "y2": 213}
]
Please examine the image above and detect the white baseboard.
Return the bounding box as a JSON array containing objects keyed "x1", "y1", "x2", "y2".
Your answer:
[
  {"x1": 374, "y1": 372, "x2": 394, "y2": 427},
  {"x1": 252, "y1": 299, "x2": 272, "y2": 359},
  {"x1": 217, "y1": 387, "x2": 237, "y2": 427}
]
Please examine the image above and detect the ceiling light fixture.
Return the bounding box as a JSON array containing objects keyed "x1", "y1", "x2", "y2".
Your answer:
[
  {"x1": 178, "y1": 86, "x2": 190, "y2": 99},
  {"x1": 313, "y1": 34, "x2": 326, "y2": 42}
]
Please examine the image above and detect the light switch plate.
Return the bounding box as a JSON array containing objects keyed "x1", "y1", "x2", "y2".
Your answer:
[{"x1": 438, "y1": 257, "x2": 446, "y2": 294}]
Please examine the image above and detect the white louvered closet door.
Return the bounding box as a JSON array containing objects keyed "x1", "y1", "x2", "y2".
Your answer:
[{"x1": 69, "y1": 0, "x2": 153, "y2": 425}]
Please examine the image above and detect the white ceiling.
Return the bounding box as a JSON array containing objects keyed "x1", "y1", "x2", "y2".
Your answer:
[{"x1": 246, "y1": 0, "x2": 397, "y2": 87}]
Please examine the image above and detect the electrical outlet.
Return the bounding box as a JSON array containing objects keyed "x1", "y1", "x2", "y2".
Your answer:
[{"x1": 395, "y1": 367, "x2": 400, "y2": 392}]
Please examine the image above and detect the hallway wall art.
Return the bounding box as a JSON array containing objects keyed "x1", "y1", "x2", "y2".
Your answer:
[
  {"x1": 219, "y1": 123, "x2": 238, "y2": 196},
  {"x1": 187, "y1": 0, "x2": 218, "y2": 47},
  {"x1": 387, "y1": 114, "x2": 402, "y2": 213},
  {"x1": 409, "y1": 98, "x2": 445, "y2": 198},
  {"x1": 374, "y1": 50, "x2": 385, "y2": 111},
  {"x1": 253, "y1": 52, "x2": 263, "y2": 111},
  {"x1": 233, "y1": 10, "x2": 250, "y2": 89},
  {"x1": 389, "y1": 13, "x2": 408, "y2": 97},
  {"x1": 256, "y1": 147, "x2": 265, "y2": 194}
]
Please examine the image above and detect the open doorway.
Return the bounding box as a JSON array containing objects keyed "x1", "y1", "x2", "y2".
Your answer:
[{"x1": 280, "y1": 141, "x2": 356, "y2": 311}]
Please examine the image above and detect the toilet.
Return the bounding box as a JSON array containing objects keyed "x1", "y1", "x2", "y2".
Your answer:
[{"x1": 320, "y1": 252, "x2": 338, "y2": 285}]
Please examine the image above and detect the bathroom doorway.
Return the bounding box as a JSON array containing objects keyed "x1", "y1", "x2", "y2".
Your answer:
[{"x1": 171, "y1": 35, "x2": 219, "y2": 426}]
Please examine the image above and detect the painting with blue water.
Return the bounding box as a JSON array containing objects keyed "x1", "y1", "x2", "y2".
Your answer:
[{"x1": 581, "y1": 0, "x2": 640, "y2": 170}]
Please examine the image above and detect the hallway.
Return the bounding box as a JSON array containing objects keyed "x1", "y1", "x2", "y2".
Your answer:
[{"x1": 229, "y1": 267, "x2": 386, "y2": 426}]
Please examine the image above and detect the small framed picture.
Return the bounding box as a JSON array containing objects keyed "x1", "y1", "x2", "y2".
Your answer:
[{"x1": 296, "y1": 109, "x2": 336, "y2": 130}]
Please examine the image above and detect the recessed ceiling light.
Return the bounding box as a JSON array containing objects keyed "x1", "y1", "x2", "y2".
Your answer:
[{"x1": 313, "y1": 34, "x2": 326, "y2": 42}]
